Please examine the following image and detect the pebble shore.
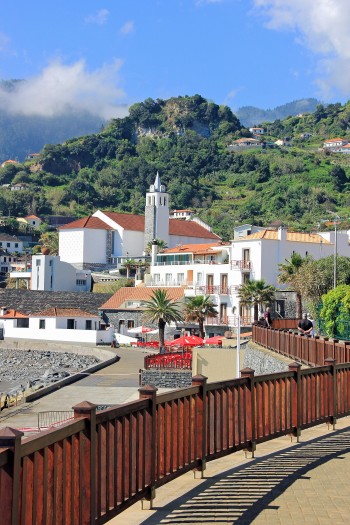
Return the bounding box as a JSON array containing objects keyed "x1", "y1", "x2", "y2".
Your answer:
[{"x1": 0, "y1": 348, "x2": 99, "y2": 394}]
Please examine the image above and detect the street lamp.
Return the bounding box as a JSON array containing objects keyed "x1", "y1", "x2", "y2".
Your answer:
[
  {"x1": 326, "y1": 211, "x2": 340, "y2": 289},
  {"x1": 236, "y1": 304, "x2": 241, "y2": 377}
]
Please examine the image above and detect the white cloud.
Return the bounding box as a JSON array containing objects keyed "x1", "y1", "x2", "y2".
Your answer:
[
  {"x1": 85, "y1": 9, "x2": 109, "y2": 25},
  {"x1": 0, "y1": 31, "x2": 10, "y2": 52},
  {"x1": 252, "y1": 0, "x2": 350, "y2": 97},
  {"x1": 0, "y1": 59, "x2": 128, "y2": 120},
  {"x1": 119, "y1": 20, "x2": 134, "y2": 35}
]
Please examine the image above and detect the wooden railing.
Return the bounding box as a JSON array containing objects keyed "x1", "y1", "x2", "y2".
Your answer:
[
  {"x1": 252, "y1": 324, "x2": 350, "y2": 366},
  {"x1": 1, "y1": 326, "x2": 350, "y2": 524}
]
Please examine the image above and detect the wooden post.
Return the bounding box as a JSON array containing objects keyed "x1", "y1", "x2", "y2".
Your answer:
[
  {"x1": 289, "y1": 362, "x2": 301, "y2": 441},
  {"x1": 139, "y1": 385, "x2": 158, "y2": 509},
  {"x1": 192, "y1": 374, "x2": 208, "y2": 479},
  {"x1": 241, "y1": 368, "x2": 256, "y2": 457},
  {"x1": 325, "y1": 358, "x2": 337, "y2": 429},
  {"x1": 73, "y1": 401, "x2": 97, "y2": 524},
  {"x1": 0, "y1": 427, "x2": 23, "y2": 525}
]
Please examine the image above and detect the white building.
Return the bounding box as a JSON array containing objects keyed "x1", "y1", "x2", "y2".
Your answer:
[
  {"x1": 10, "y1": 255, "x2": 91, "y2": 292},
  {"x1": 59, "y1": 174, "x2": 219, "y2": 270},
  {"x1": 249, "y1": 127, "x2": 264, "y2": 135},
  {"x1": 323, "y1": 138, "x2": 348, "y2": 149},
  {"x1": 0, "y1": 306, "x2": 111, "y2": 344},
  {"x1": 0, "y1": 234, "x2": 23, "y2": 254},
  {"x1": 146, "y1": 226, "x2": 349, "y2": 330}
]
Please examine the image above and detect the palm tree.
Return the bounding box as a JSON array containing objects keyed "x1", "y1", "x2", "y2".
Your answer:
[
  {"x1": 278, "y1": 253, "x2": 305, "y2": 319},
  {"x1": 146, "y1": 238, "x2": 168, "y2": 254},
  {"x1": 185, "y1": 295, "x2": 218, "y2": 338},
  {"x1": 238, "y1": 279, "x2": 276, "y2": 322},
  {"x1": 142, "y1": 289, "x2": 183, "y2": 348}
]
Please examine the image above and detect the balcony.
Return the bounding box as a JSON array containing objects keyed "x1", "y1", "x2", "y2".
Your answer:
[
  {"x1": 231, "y1": 260, "x2": 251, "y2": 271},
  {"x1": 204, "y1": 315, "x2": 252, "y2": 327}
]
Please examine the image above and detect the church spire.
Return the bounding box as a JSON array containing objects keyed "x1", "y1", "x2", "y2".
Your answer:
[{"x1": 150, "y1": 171, "x2": 166, "y2": 193}]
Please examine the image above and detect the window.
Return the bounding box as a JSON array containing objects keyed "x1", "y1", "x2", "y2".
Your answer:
[
  {"x1": 1, "y1": 267, "x2": 7, "y2": 273},
  {"x1": 67, "y1": 319, "x2": 75, "y2": 329},
  {"x1": 36, "y1": 260, "x2": 41, "y2": 267},
  {"x1": 39, "y1": 319, "x2": 45, "y2": 329},
  {"x1": 49, "y1": 260, "x2": 53, "y2": 266},
  {"x1": 177, "y1": 273, "x2": 184, "y2": 285},
  {"x1": 85, "y1": 320, "x2": 92, "y2": 330},
  {"x1": 3, "y1": 257, "x2": 6, "y2": 262},
  {"x1": 165, "y1": 273, "x2": 172, "y2": 285},
  {"x1": 17, "y1": 318, "x2": 29, "y2": 328},
  {"x1": 153, "y1": 274, "x2": 160, "y2": 284},
  {"x1": 15, "y1": 243, "x2": 18, "y2": 248},
  {"x1": 6, "y1": 243, "x2": 10, "y2": 248},
  {"x1": 127, "y1": 320, "x2": 134, "y2": 329},
  {"x1": 76, "y1": 279, "x2": 87, "y2": 286}
]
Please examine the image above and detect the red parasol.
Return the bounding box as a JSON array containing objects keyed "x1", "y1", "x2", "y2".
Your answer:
[
  {"x1": 204, "y1": 335, "x2": 223, "y2": 345},
  {"x1": 168, "y1": 335, "x2": 204, "y2": 347}
]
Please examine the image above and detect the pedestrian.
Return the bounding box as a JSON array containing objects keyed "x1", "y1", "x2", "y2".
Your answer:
[
  {"x1": 307, "y1": 313, "x2": 315, "y2": 337},
  {"x1": 297, "y1": 313, "x2": 313, "y2": 336},
  {"x1": 264, "y1": 307, "x2": 272, "y2": 328}
]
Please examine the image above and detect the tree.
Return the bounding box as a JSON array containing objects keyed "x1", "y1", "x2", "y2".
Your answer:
[
  {"x1": 142, "y1": 289, "x2": 183, "y2": 348},
  {"x1": 146, "y1": 238, "x2": 168, "y2": 255},
  {"x1": 39, "y1": 231, "x2": 59, "y2": 255},
  {"x1": 185, "y1": 295, "x2": 218, "y2": 338},
  {"x1": 278, "y1": 253, "x2": 306, "y2": 319},
  {"x1": 238, "y1": 279, "x2": 276, "y2": 322},
  {"x1": 319, "y1": 285, "x2": 350, "y2": 338},
  {"x1": 293, "y1": 255, "x2": 350, "y2": 318}
]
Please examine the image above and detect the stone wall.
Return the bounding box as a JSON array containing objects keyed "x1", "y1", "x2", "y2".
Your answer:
[
  {"x1": 140, "y1": 369, "x2": 192, "y2": 388},
  {"x1": 243, "y1": 342, "x2": 292, "y2": 375}
]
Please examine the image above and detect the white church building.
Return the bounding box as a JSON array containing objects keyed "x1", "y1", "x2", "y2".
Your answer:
[{"x1": 59, "y1": 173, "x2": 219, "y2": 270}]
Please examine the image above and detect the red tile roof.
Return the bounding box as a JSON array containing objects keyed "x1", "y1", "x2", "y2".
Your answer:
[
  {"x1": 163, "y1": 242, "x2": 230, "y2": 255},
  {"x1": 169, "y1": 219, "x2": 220, "y2": 239},
  {"x1": 31, "y1": 308, "x2": 99, "y2": 318},
  {"x1": 101, "y1": 287, "x2": 185, "y2": 310},
  {"x1": 59, "y1": 216, "x2": 114, "y2": 230},
  {"x1": 237, "y1": 230, "x2": 332, "y2": 244},
  {"x1": 25, "y1": 214, "x2": 41, "y2": 220},
  {"x1": 59, "y1": 212, "x2": 220, "y2": 239},
  {"x1": 102, "y1": 211, "x2": 145, "y2": 231},
  {"x1": 0, "y1": 309, "x2": 28, "y2": 319}
]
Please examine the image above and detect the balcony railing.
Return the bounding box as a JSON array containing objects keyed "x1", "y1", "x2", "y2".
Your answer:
[
  {"x1": 231, "y1": 260, "x2": 251, "y2": 271},
  {"x1": 204, "y1": 315, "x2": 252, "y2": 327}
]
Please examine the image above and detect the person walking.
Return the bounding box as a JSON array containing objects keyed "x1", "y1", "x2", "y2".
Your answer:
[
  {"x1": 264, "y1": 307, "x2": 272, "y2": 328},
  {"x1": 297, "y1": 313, "x2": 313, "y2": 335}
]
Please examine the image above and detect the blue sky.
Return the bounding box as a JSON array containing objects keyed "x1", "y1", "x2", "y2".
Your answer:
[{"x1": 1, "y1": 0, "x2": 349, "y2": 119}]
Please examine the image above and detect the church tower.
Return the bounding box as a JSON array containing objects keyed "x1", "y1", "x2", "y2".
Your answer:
[{"x1": 144, "y1": 172, "x2": 170, "y2": 251}]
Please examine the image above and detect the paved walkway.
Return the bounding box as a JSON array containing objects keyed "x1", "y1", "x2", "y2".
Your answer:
[
  {"x1": 0, "y1": 347, "x2": 147, "y2": 431},
  {"x1": 113, "y1": 417, "x2": 350, "y2": 525}
]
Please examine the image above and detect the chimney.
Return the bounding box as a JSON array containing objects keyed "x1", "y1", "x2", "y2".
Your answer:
[
  {"x1": 277, "y1": 226, "x2": 287, "y2": 242},
  {"x1": 0, "y1": 306, "x2": 8, "y2": 316}
]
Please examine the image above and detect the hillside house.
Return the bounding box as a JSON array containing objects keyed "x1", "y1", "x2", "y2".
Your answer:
[
  {"x1": 0, "y1": 234, "x2": 23, "y2": 254},
  {"x1": 323, "y1": 138, "x2": 348, "y2": 149},
  {"x1": 249, "y1": 127, "x2": 264, "y2": 135}
]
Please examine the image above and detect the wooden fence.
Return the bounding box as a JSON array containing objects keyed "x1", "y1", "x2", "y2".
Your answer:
[
  {"x1": 252, "y1": 324, "x2": 350, "y2": 366},
  {"x1": 1, "y1": 326, "x2": 350, "y2": 524}
]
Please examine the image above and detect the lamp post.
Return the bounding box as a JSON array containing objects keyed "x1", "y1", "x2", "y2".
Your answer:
[
  {"x1": 236, "y1": 304, "x2": 241, "y2": 377},
  {"x1": 326, "y1": 211, "x2": 340, "y2": 289},
  {"x1": 181, "y1": 328, "x2": 185, "y2": 360}
]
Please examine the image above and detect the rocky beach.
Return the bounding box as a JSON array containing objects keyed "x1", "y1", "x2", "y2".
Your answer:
[{"x1": 0, "y1": 348, "x2": 99, "y2": 394}]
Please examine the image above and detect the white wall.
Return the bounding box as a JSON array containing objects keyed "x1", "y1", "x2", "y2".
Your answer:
[
  {"x1": 59, "y1": 230, "x2": 85, "y2": 264},
  {"x1": 122, "y1": 230, "x2": 145, "y2": 257},
  {"x1": 2, "y1": 317, "x2": 113, "y2": 344}
]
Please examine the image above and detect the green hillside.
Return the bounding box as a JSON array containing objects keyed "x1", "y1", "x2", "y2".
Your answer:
[{"x1": 1, "y1": 94, "x2": 350, "y2": 240}]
